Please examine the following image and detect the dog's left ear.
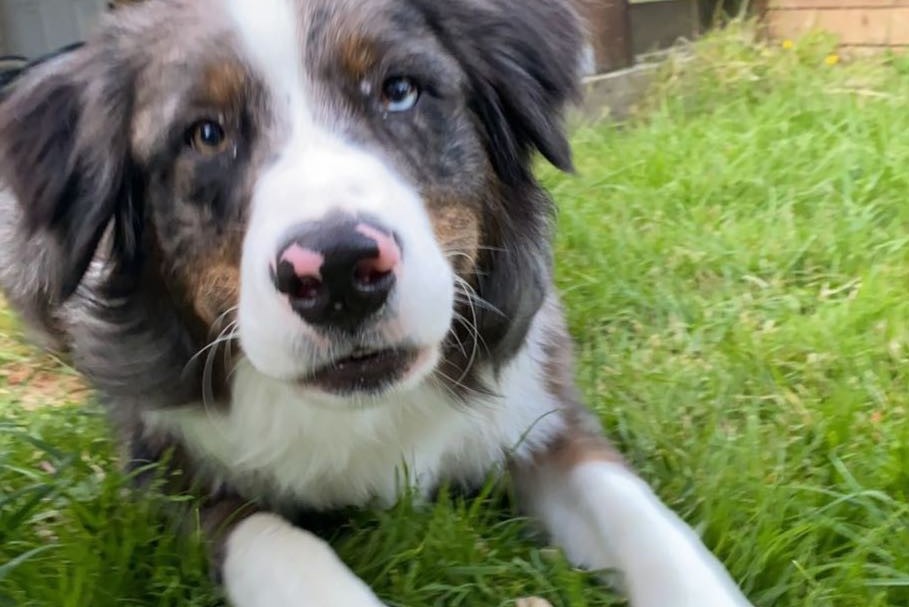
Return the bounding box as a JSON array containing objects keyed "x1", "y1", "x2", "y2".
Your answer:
[
  {"x1": 415, "y1": 0, "x2": 585, "y2": 387},
  {"x1": 414, "y1": 0, "x2": 584, "y2": 184},
  {"x1": 0, "y1": 44, "x2": 138, "y2": 302}
]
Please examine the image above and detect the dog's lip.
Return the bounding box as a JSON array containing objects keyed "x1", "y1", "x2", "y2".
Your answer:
[{"x1": 299, "y1": 346, "x2": 420, "y2": 394}]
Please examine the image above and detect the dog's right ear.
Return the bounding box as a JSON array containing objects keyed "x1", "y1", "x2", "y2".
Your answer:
[{"x1": 0, "y1": 45, "x2": 137, "y2": 302}]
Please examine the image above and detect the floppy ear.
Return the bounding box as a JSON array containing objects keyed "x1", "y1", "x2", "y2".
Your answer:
[
  {"x1": 0, "y1": 45, "x2": 138, "y2": 303},
  {"x1": 415, "y1": 0, "x2": 584, "y2": 388},
  {"x1": 413, "y1": 0, "x2": 584, "y2": 184}
]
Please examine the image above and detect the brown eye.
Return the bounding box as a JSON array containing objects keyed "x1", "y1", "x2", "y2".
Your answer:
[
  {"x1": 188, "y1": 119, "x2": 228, "y2": 154},
  {"x1": 380, "y1": 76, "x2": 420, "y2": 112}
]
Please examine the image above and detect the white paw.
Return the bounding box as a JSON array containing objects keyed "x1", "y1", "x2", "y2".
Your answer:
[
  {"x1": 569, "y1": 463, "x2": 755, "y2": 607},
  {"x1": 223, "y1": 513, "x2": 386, "y2": 607},
  {"x1": 515, "y1": 597, "x2": 554, "y2": 607},
  {"x1": 628, "y1": 567, "x2": 753, "y2": 607}
]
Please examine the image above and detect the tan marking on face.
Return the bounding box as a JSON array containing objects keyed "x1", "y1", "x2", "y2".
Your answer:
[
  {"x1": 426, "y1": 201, "x2": 481, "y2": 277},
  {"x1": 179, "y1": 236, "x2": 244, "y2": 330},
  {"x1": 202, "y1": 61, "x2": 248, "y2": 108},
  {"x1": 190, "y1": 262, "x2": 241, "y2": 328},
  {"x1": 338, "y1": 34, "x2": 377, "y2": 78}
]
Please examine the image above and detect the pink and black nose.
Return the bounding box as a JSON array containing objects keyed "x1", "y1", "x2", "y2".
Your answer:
[{"x1": 271, "y1": 217, "x2": 401, "y2": 331}]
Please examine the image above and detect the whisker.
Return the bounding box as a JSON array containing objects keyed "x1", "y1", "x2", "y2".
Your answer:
[
  {"x1": 431, "y1": 366, "x2": 490, "y2": 404},
  {"x1": 445, "y1": 250, "x2": 477, "y2": 268},
  {"x1": 443, "y1": 244, "x2": 506, "y2": 255},
  {"x1": 472, "y1": 245, "x2": 507, "y2": 253},
  {"x1": 454, "y1": 278, "x2": 504, "y2": 317},
  {"x1": 221, "y1": 320, "x2": 240, "y2": 369},
  {"x1": 450, "y1": 276, "x2": 484, "y2": 386},
  {"x1": 208, "y1": 306, "x2": 239, "y2": 336},
  {"x1": 199, "y1": 321, "x2": 240, "y2": 435},
  {"x1": 446, "y1": 311, "x2": 474, "y2": 358},
  {"x1": 185, "y1": 326, "x2": 238, "y2": 371}
]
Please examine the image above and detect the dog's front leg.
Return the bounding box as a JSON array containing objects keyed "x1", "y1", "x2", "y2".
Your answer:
[
  {"x1": 196, "y1": 493, "x2": 383, "y2": 607},
  {"x1": 511, "y1": 429, "x2": 754, "y2": 607},
  {"x1": 127, "y1": 436, "x2": 384, "y2": 607},
  {"x1": 218, "y1": 511, "x2": 386, "y2": 607}
]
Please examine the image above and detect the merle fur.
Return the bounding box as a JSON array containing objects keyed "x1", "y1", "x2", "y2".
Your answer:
[
  {"x1": 413, "y1": 0, "x2": 583, "y2": 393},
  {"x1": 0, "y1": 0, "x2": 585, "y2": 579}
]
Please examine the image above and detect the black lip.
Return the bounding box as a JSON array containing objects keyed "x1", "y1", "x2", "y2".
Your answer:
[{"x1": 302, "y1": 347, "x2": 419, "y2": 394}]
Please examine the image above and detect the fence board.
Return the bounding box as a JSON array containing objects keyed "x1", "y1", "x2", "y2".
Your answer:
[
  {"x1": 575, "y1": 0, "x2": 634, "y2": 73},
  {"x1": 630, "y1": 0, "x2": 701, "y2": 54},
  {"x1": 766, "y1": 7, "x2": 909, "y2": 45},
  {"x1": 771, "y1": 0, "x2": 906, "y2": 7}
]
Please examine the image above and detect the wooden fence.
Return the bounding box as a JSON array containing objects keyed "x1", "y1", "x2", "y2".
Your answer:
[
  {"x1": 0, "y1": 0, "x2": 707, "y2": 79},
  {"x1": 578, "y1": 0, "x2": 707, "y2": 74},
  {"x1": 760, "y1": 0, "x2": 909, "y2": 54}
]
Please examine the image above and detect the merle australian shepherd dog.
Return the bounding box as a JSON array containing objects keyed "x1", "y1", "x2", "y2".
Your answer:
[{"x1": 0, "y1": 1, "x2": 754, "y2": 605}]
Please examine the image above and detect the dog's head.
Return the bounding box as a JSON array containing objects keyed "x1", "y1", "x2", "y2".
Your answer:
[{"x1": 0, "y1": 0, "x2": 583, "y2": 404}]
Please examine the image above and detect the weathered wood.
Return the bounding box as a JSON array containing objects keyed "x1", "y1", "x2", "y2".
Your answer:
[
  {"x1": 574, "y1": 0, "x2": 635, "y2": 73},
  {"x1": 770, "y1": 0, "x2": 902, "y2": 7},
  {"x1": 573, "y1": 61, "x2": 661, "y2": 124},
  {"x1": 107, "y1": 0, "x2": 143, "y2": 8},
  {"x1": 630, "y1": 0, "x2": 702, "y2": 55},
  {"x1": 766, "y1": 5, "x2": 909, "y2": 47}
]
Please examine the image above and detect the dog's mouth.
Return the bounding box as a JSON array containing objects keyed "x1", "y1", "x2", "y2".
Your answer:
[{"x1": 300, "y1": 346, "x2": 421, "y2": 394}]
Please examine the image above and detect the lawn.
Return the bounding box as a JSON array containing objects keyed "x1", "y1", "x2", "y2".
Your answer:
[{"x1": 2, "y1": 21, "x2": 908, "y2": 607}]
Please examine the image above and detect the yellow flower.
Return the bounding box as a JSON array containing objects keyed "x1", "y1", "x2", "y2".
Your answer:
[
  {"x1": 781, "y1": 39, "x2": 794, "y2": 49},
  {"x1": 825, "y1": 53, "x2": 840, "y2": 65}
]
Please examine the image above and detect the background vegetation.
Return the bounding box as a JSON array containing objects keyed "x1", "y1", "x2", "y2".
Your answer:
[{"x1": 2, "y1": 21, "x2": 907, "y2": 607}]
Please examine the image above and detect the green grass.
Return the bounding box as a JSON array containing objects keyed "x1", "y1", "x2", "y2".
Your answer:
[{"x1": 3, "y1": 21, "x2": 909, "y2": 607}]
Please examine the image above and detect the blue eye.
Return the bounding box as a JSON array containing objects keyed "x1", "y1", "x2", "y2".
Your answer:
[{"x1": 381, "y1": 76, "x2": 420, "y2": 112}]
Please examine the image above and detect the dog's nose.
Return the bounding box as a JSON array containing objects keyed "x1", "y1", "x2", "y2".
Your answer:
[{"x1": 272, "y1": 217, "x2": 400, "y2": 330}]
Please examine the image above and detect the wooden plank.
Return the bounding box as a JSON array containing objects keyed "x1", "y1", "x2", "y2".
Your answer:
[
  {"x1": 766, "y1": 7, "x2": 909, "y2": 45},
  {"x1": 574, "y1": 0, "x2": 634, "y2": 73},
  {"x1": 842, "y1": 43, "x2": 909, "y2": 51},
  {"x1": 629, "y1": 0, "x2": 700, "y2": 55},
  {"x1": 770, "y1": 0, "x2": 909, "y2": 7},
  {"x1": 769, "y1": 0, "x2": 897, "y2": 8},
  {"x1": 574, "y1": 61, "x2": 662, "y2": 123}
]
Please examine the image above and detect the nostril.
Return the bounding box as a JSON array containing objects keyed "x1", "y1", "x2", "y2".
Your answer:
[
  {"x1": 353, "y1": 259, "x2": 394, "y2": 290},
  {"x1": 279, "y1": 244, "x2": 324, "y2": 280},
  {"x1": 294, "y1": 275, "x2": 324, "y2": 300},
  {"x1": 273, "y1": 243, "x2": 327, "y2": 306},
  {"x1": 274, "y1": 263, "x2": 324, "y2": 299},
  {"x1": 355, "y1": 223, "x2": 400, "y2": 272},
  {"x1": 351, "y1": 223, "x2": 400, "y2": 295}
]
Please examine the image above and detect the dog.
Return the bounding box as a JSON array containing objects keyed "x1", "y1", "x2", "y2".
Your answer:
[{"x1": 0, "y1": 1, "x2": 755, "y2": 605}]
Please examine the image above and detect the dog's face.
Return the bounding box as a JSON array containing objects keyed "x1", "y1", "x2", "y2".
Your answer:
[{"x1": 0, "y1": 0, "x2": 583, "y2": 404}]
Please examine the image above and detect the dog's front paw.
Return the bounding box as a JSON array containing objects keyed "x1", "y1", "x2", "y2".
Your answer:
[
  {"x1": 632, "y1": 583, "x2": 752, "y2": 607},
  {"x1": 625, "y1": 557, "x2": 754, "y2": 607},
  {"x1": 633, "y1": 586, "x2": 751, "y2": 607},
  {"x1": 223, "y1": 513, "x2": 385, "y2": 607}
]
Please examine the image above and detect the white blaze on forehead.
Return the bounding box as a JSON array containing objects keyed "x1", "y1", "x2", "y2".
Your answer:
[
  {"x1": 227, "y1": 0, "x2": 456, "y2": 384},
  {"x1": 224, "y1": 0, "x2": 310, "y2": 131}
]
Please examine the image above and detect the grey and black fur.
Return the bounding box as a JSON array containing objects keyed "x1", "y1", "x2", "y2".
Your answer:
[
  {"x1": 0, "y1": 2, "x2": 756, "y2": 606},
  {"x1": 0, "y1": 0, "x2": 581, "y2": 562}
]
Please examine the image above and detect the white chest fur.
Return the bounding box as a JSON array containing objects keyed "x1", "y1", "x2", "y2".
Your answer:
[{"x1": 143, "y1": 333, "x2": 563, "y2": 510}]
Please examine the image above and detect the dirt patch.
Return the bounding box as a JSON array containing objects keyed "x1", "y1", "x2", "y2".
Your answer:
[
  {"x1": 0, "y1": 362, "x2": 89, "y2": 410},
  {"x1": 0, "y1": 298, "x2": 89, "y2": 410}
]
